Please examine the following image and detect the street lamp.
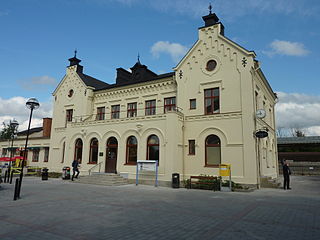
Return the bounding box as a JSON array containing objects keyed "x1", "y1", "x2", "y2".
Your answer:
[
  {"x1": 7, "y1": 119, "x2": 19, "y2": 183},
  {"x1": 16, "y1": 98, "x2": 40, "y2": 199}
]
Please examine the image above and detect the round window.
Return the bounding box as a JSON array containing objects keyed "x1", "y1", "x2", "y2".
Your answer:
[
  {"x1": 206, "y1": 60, "x2": 217, "y2": 71},
  {"x1": 68, "y1": 89, "x2": 74, "y2": 98}
]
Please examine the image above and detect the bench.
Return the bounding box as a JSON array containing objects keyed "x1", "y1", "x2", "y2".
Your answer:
[{"x1": 189, "y1": 176, "x2": 220, "y2": 191}]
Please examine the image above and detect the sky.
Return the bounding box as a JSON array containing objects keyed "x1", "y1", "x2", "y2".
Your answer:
[{"x1": 0, "y1": 0, "x2": 320, "y2": 135}]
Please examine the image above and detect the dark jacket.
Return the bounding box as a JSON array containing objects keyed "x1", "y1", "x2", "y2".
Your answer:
[
  {"x1": 283, "y1": 164, "x2": 291, "y2": 176},
  {"x1": 72, "y1": 160, "x2": 79, "y2": 169}
]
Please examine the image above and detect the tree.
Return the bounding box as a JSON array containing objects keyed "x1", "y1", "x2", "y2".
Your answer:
[
  {"x1": 294, "y1": 129, "x2": 305, "y2": 137},
  {"x1": 290, "y1": 127, "x2": 306, "y2": 137},
  {"x1": 0, "y1": 121, "x2": 16, "y2": 140}
]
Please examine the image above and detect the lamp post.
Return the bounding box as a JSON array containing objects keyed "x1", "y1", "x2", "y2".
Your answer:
[
  {"x1": 16, "y1": 98, "x2": 40, "y2": 199},
  {"x1": 7, "y1": 119, "x2": 19, "y2": 183}
]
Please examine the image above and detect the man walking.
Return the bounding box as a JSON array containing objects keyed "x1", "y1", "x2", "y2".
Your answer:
[
  {"x1": 282, "y1": 160, "x2": 292, "y2": 190},
  {"x1": 71, "y1": 158, "x2": 80, "y2": 181}
]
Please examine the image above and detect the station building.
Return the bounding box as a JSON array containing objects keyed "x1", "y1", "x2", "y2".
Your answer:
[{"x1": 1, "y1": 10, "x2": 278, "y2": 187}]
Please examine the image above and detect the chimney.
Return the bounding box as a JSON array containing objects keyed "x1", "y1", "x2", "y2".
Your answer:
[
  {"x1": 43, "y1": 118, "x2": 52, "y2": 138},
  {"x1": 201, "y1": 4, "x2": 225, "y2": 35}
]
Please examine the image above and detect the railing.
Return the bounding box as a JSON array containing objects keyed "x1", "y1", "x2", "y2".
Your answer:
[
  {"x1": 26, "y1": 166, "x2": 42, "y2": 175},
  {"x1": 70, "y1": 106, "x2": 183, "y2": 124},
  {"x1": 88, "y1": 162, "x2": 103, "y2": 175},
  {"x1": 10, "y1": 167, "x2": 21, "y2": 175},
  {"x1": 9, "y1": 166, "x2": 41, "y2": 176}
]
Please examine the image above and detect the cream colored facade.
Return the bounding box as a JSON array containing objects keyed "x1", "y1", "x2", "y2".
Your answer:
[
  {"x1": 1, "y1": 12, "x2": 278, "y2": 187},
  {"x1": 45, "y1": 12, "x2": 278, "y2": 187}
]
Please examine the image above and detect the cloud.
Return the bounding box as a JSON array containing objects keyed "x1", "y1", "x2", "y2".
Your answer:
[
  {"x1": 0, "y1": 97, "x2": 53, "y2": 131},
  {"x1": 88, "y1": 0, "x2": 320, "y2": 20},
  {"x1": 148, "y1": 0, "x2": 207, "y2": 17},
  {"x1": 214, "y1": 0, "x2": 319, "y2": 19},
  {"x1": 151, "y1": 41, "x2": 188, "y2": 63},
  {"x1": 18, "y1": 76, "x2": 57, "y2": 91},
  {"x1": 275, "y1": 92, "x2": 320, "y2": 136},
  {"x1": 264, "y1": 40, "x2": 310, "y2": 57},
  {"x1": 306, "y1": 126, "x2": 320, "y2": 136}
]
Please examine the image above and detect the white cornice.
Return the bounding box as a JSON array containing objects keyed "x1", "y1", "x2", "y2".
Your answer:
[{"x1": 94, "y1": 79, "x2": 176, "y2": 100}]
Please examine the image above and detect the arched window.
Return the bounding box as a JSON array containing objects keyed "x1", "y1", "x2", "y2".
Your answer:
[
  {"x1": 61, "y1": 142, "x2": 65, "y2": 163},
  {"x1": 89, "y1": 138, "x2": 99, "y2": 164},
  {"x1": 74, "y1": 138, "x2": 83, "y2": 163},
  {"x1": 126, "y1": 136, "x2": 137, "y2": 164},
  {"x1": 147, "y1": 135, "x2": 159, "y2": 162},
  {"x1": 205, "y1": 135, "x2": 221, "y2": 166}
]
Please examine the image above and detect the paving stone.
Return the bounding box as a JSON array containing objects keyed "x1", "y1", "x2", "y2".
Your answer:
[{"x1": 0, "y1": 176, "x2": 319, "y2": 239}]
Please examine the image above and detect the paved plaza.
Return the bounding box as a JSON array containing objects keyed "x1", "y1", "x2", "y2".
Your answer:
[{"x1": 0, "y1": 176, "x2": 319, "y2": 240}]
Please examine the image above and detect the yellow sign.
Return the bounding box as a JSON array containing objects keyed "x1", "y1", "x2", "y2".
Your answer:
[{"x1": 219, "y1": 164, "x2": 231, "y2": 177}]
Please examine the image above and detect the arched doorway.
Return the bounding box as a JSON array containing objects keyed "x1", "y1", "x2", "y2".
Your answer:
[{"x1": 106, "y1": 137, "x2": 118, "y2": 173}]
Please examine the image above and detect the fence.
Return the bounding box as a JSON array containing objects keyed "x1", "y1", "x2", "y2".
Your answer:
[{"x1": 279, "y1": 161, "x2": 320, "y2": 175}]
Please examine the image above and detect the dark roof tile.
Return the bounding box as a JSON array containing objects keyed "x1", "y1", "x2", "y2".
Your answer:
[
  {"x1": 98, "y1": 72, "x2": 174, "y2": 91},
  {"x1": 18, "y1": 127, "x2": 43, "y2": 136},
  {"x1": 77, "y1": 73, "x2": 109, "y2": 90},
  {"x1": 277, "y1": 136, "x2": 320, "y2": 144}
]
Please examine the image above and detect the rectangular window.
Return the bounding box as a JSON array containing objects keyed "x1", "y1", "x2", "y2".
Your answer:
[
  {"x1": 44, "y1": 147, "x2": 49, "y2": 162},
  {"x1": 164, "y1": 97, "x2": 176, "y2": 113},
  {"x1": 32, "y1": 149, "x2": 39, "y2": 162},
  {"x1": 189, "y1": 140, "x2": 195, "y2": 155},
  {"x1": 145, "y1": 100, "x2": 156, "y2": 116},
  {"x1": 96, "y1": 107, "x2": 105, "y2": 120},
  {"x1": 190, "y1": 99, "x2": 196, "y2": 109},
  {"x1": 66, "y1": 109, "x2": 73, "y2": 122},
  {"x1": 1, "y1": 148, "x2": 7, "y2": 157},
  {"x1": 111, "y1": 105, "x2": 120, "y2": 119},
  {"x1": 269, "y1": 108, "x2": 272, "y2": 124},
  {"x1": 204, "y1": 88, "x2": 219, "y2": 115},
  {"x1": 255, "y1": 91, "x2": 259, "y2": 111},
  {"x1": 127, "y1": 102, "x2": 137, "y2": 118}
]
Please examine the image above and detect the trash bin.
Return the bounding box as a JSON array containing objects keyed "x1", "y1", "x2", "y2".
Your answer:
[
  {"x1": 42, "y1": 168, "x2": 49, "y2": 180},
  {"x1": 172, "y1": 173, "x2": 180, "y2": 188},
  {"x1": 62, "y1": 167, "x2": 71, "y2": 180}
]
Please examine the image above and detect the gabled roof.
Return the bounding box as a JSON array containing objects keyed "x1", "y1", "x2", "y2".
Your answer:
[
  {"x1": 18, "y1": 127, "x2": 43, "y2": 136},
  {"x1": 174, "y1": 23, "x2": 256, "y2": 70},
  {"x1": 77, "y1": 73, "x2": 109, "y2": 90}
]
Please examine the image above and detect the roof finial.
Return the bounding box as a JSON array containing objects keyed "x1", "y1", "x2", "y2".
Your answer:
[
  {"x1": 137, "y1": 53, "x2": 140, "y2": 63},
  {"x1": 74, "y1": 49, "x2": 77, "y2": 58},
  {"x1": 209, "y1": 3, "x2": 212, "y2": 14}
]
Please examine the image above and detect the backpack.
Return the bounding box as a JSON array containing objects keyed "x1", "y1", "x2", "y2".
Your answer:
[{"x1": 72, "y1": 160, "x2": 76, "y2": 167}]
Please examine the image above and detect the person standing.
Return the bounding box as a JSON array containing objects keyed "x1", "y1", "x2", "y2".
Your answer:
[
  {"x1": 71, "y1": 158, "x2": 80, "y2": 181},
  {"x1": 282, "y1": 160, "x2": 292, "y2": 190}
]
